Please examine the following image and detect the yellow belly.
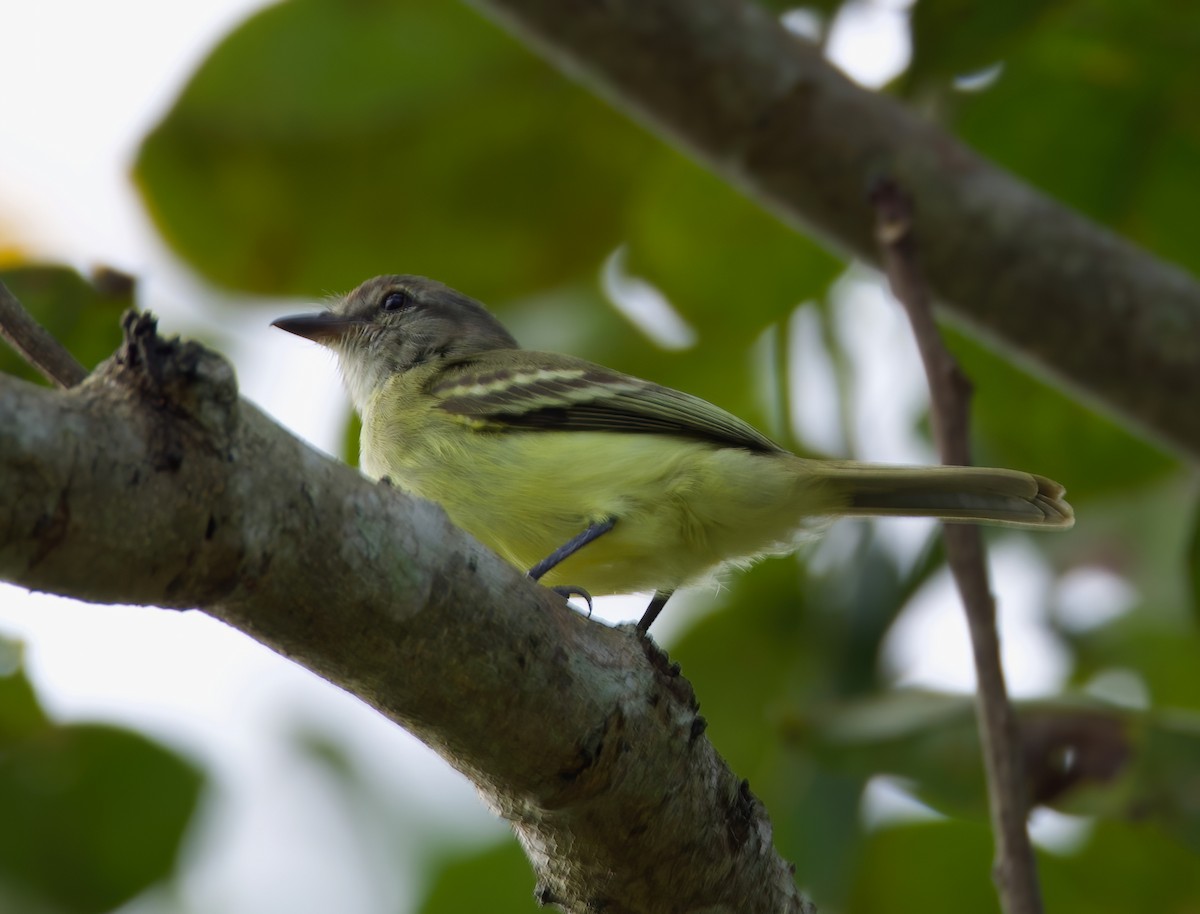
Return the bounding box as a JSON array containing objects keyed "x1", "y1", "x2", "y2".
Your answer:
[{"x1": 360, "y1": 394, "x2": 835, "y2": 594}]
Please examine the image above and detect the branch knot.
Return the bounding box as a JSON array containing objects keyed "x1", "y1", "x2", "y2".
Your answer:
[{"x1": 113, "y1": 309, "x2": 240, "y2": 456}]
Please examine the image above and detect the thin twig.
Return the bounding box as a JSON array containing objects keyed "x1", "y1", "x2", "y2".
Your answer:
[
  {"x1": 870, "y1": 178, "x2": 1044, "y2": 914},
  {"x1": 0, "y1": 280, "x2": 88, "y2": 388}
]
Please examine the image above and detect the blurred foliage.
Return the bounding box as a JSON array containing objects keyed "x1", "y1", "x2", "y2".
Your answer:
[
  {"x1": 845, "y1": 820, "x2": 1000, "y2": 913},
  {"x1": 0, "y1": 636, "x2": 202, "y2": 913},
  {"x1": 0, "y1": 0, "x2": 1193, "y2": 910},
  {"x1": 623, "y1": 154, "x2": 844, "y2": 349},
  {"x1": 134, "y1": 0, "x2": 654, "y2": 303},
  {"x1": 753, "y1": 0, "x2": 844, "y2": 14},
  {"x1": 419, "y1": 840, "x2": 534, "y2": 914},
  {"x1": 910, "y1": 1, "x2": 1200, "y2": 278},
  {"x1": 1041, "y1": 817, "x2": 1200, "y2": 911},
  {"x1": 906, "y1": 0, "x2": 1053, "y2": 90},
  {"x1": 0, "y1": 266, "x2": 131, "y2": 386},
  {"x1": 941, "y1": 326, "x2": 1175, "y2": 499},
  {"x1": 1188, "y1": 502, "x2": 1200, "y2": 625}
]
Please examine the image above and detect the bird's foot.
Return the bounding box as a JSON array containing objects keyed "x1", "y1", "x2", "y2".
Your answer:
[{"x1": 550, "y1": 584, "x2": 594, "y2": 617}]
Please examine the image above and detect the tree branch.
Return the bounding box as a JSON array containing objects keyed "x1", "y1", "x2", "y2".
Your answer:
[
  {"x1": 0, "y1": 280, "x2": 87, "y2": 388},
  {"x1": 464, "y1": 0, "x2": 1200, "y2": 459},
  {"x1": 872, "y1": 179, "x2": 1042, "y2": 914},
  {"x1": 0, "y1": 311, "x2": 812, "y2": 914}
]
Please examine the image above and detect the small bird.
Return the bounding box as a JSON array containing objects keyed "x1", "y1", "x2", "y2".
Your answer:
[{"x1": 274, "y1": 275, "x2": 1073, "y2": 629}]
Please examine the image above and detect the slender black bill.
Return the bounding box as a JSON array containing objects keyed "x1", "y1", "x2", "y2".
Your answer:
[{"x1": 272, "y1": 311, "x2": 364, "y2": 343}]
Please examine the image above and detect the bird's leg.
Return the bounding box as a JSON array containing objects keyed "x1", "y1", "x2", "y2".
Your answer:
[
  {"x1": 527, "y1": 516, "x2": 616, "y2": 580},
  {"x1": 527, "y1": 517, "x2": 617, "y2": 615},
  {"x1": 637, "y1": 590, "x2": 674, "y2": 633}
]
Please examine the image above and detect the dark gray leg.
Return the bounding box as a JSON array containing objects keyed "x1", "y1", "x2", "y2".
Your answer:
[
  {"x1": 527, "y1": 517, "x2": 617, "y2": 616},
  {"x1": 637, "y1": 590, "x2": 674, "y2": 632},
  {"x1": 527, "y1": 516, "x2": 616, "y2": 581}
]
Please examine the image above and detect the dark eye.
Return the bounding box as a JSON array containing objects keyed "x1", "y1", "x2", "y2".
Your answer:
[{"x1": 381, "y1": 289, "x2": 413, "y2": 312}]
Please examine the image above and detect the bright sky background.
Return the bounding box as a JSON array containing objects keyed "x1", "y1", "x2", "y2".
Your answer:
[{"x1": 0, "y1": 2, "x2": 1097, "y2": 911}]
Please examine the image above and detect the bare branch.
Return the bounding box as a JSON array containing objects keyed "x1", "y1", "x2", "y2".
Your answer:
[
  {"x1": 465, "y1": 0, "x2": 1200, "y2": 459},
  {"x1": 872, "y1": 179, "x2": 1042, "y2": 914},
  {"x1": 0, "y1": 280, "x2": 88, "y2": 388},
  {"x1": 0, "y1": 311, "x2": 812, "y2": 914}
]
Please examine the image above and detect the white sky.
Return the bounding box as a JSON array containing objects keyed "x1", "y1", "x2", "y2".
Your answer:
[{"x1": 0, "y1": 2, "x2": 1089, "y2": 911}]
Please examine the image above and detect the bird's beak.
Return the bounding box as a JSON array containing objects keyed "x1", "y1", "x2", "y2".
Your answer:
[{"x1": 271, "y1": 311, "x2": 362, "y2": 344}]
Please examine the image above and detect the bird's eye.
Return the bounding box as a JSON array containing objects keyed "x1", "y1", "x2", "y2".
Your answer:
[{"x1": 381, "y1": 290, "x2": 413, "y2": 313}]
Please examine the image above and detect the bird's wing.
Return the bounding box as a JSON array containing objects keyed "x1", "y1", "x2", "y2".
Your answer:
[{"x1": 427, "y1": 350, "x2": 783, "y2": 453}]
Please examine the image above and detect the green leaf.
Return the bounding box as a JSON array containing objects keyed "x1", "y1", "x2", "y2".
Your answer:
[
  {"x1": 1187, "y1": 497, "x2": 1200, "y2": 626},
  {"x1": 419, "y1": 839, "x2": 534, "y2": 914},
  {"x1": 0, "y1": 266, "x2": 131, "y2": 386},
  {"x1": 753, "y1": 0, "x2": 844, "y2": 16},
  {"x1": 1041, "y1": 818, "x2": 1200, "y2": 911},
  {"x1": 942, "y1": 325, "x2": 1176, "y2": 499},
  {"x1": 851, "y1": 817, "x2": 1200, "y2": 914},
  {"x1": 0, "y1": 652, "x2": 203, "y2": 913},
  {"x1": 625, "y1": 151, "x2": 842, "y2": 350},
  {"x1": 848, "y1": 820, "x2": 999, "y2": 914},
  {"x1": 134, "y1": 0, "x2": 654, "y2": 300},
  {"x1": 945, "y1": 2, "x2": 1200, "y2": 277},
  {"x1": 906, "y1": 0, "x2": 1056, "y2": 89},
  {"x1": 1100, "y1": 711, "x2": 1200, "y2": 854},
  {"x1": 0, "y1": 638, "x2": 47, "y2": 741},
  {"x1": 799, "y1": 677, "x2": 1200, "y2": 857},
  {"x1": 798, "y1": 690, "x2": 988, "y2": 819},
  {"x1": 1073, "y1": 618, "x2": 1200, "y2": 713}
]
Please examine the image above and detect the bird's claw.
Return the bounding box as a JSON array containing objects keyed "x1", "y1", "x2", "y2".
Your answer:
[{"x1": 550, "y1": 584, "x2": 594, "y2": 617}]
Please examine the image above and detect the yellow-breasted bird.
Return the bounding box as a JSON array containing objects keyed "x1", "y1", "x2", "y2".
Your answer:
[{"x1": 274, "y1": 275, "x2": 1073, "y2": 629}]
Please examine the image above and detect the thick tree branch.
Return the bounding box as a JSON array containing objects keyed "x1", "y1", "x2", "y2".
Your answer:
[
  {"x1": 0, "y1": 314, "x2": 811, "y2": 914},
  {"x1": 873, "y1": 181, "x2": 1042, "y2": 914},
  {"x1": 465, "y1": 0, "x2": 1200, "y2": 459}
]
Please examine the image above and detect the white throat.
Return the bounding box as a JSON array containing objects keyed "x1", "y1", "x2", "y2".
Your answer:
[{"x1": 335, "y1": 348, "x2": 388, "y2": 415}]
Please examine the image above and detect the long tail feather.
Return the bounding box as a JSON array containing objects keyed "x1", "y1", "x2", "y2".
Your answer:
[{"x1": 821, "y1": 464, "x2": 1073, "y2": 529}]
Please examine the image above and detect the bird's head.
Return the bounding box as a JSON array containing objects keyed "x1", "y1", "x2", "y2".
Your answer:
[{"x1": 272, "y1": 274, "x2": 518, "y2": 409}]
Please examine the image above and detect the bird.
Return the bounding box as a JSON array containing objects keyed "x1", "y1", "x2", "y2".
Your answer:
[{"x1": 273, "y1": 275, "x2": 1073, "y2": 630}]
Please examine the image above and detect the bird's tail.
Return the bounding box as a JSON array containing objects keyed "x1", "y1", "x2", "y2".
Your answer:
[{"x1": 819, "y1": 463, "x2": 1074, "y2": 530}]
